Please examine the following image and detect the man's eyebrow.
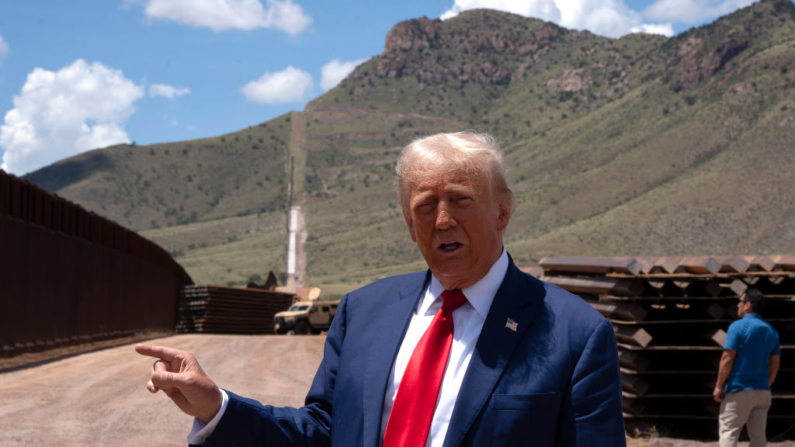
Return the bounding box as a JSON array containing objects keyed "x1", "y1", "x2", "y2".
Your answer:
[
  {"x1": 411, "y1": 190, "x2": 436, "y2": 204},
  {"x1": 444, "y1": 185, "x2": 476, "y2": 196}
]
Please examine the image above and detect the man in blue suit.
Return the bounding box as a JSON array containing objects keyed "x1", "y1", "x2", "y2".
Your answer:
[{"x1": 137, "y1": 132, "x2": 625, "y2": 446}]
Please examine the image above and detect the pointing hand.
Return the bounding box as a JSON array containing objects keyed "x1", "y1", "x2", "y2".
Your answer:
[{"x1": 135, "y1": 344, "x2": 223, "y2": 423}]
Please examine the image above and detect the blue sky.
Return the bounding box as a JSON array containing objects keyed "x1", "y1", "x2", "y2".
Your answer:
[{"x1": 0, "y1": 0, "x2": 760, "y2": 175}]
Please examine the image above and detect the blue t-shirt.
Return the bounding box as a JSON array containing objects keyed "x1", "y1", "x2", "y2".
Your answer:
[{"x1": 724, "y1": 313, "x2": 781, "y2": 393}]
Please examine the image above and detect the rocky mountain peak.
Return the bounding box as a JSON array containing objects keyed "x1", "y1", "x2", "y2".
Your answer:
[
  {"x1": 371, "y1": 10, "x2": 573, "y2": 86},
  {"x1": 384, "y1": 17, "x2": 441, "y2": 53}
]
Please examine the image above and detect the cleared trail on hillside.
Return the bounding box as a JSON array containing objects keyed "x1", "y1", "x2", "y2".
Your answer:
[{"x1": 303, "y1": 105, "x2": 465, "y2": 124}]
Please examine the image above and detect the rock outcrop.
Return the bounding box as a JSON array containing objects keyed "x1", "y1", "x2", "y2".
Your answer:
[{"x1": 364, "y1": 10, "x2": 572, "y2": 86}]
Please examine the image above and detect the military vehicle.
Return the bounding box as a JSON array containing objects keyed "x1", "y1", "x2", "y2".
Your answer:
[{"x1": 273, "y1": 287, "x2": 339, "y2": 334}]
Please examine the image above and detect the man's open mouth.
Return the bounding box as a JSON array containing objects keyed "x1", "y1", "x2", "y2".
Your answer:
[{"x1": 439, "y1": 242, "x2": 462, "y2": 252}]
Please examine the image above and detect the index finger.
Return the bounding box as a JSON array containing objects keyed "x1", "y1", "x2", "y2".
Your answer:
[{"x1": 135, "y1": 344, "x2": 181, "y2": 362}]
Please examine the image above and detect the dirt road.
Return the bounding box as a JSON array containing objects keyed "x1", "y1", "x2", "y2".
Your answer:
[
  {"x1": 0, "y1": 334, "x2": 792, "y2": 446},
  {"x1": 0, "y1": 334, "x2": 324, "y2": 446}
]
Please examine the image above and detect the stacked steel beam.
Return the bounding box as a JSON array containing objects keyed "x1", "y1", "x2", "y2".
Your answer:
[
  {"x1": 538, "y1": 255, "x2": 795, "y2": 437},
  {"x1": 176, "y1": 285, "x2": 294, "y2": 335}
]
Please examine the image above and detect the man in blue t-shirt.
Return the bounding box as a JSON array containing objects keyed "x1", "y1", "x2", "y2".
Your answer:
[{"x1": 713, "y1": 287, "x2": 781, "y2": 447}]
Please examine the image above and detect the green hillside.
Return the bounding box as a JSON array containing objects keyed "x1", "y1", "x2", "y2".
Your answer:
[{"x1": 24, "y1": 0, "x2": 795, "y2": 294}]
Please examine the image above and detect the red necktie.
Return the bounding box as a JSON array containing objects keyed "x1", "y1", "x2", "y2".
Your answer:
[{"x1": 383, "y1": 289, "x2": 467, "y2": 447}]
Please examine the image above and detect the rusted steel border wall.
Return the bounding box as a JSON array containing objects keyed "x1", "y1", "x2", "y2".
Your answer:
[{"x1": 0, "y1": 170, "x2": 193, "y2": 357}]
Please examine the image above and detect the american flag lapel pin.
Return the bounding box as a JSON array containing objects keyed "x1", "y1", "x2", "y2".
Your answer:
[{"x1": 505, "y1": 318, "x2": 518, "y2": 332}]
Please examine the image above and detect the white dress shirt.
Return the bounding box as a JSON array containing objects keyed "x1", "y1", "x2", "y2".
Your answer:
[
  {"x1": 188, "y1": 249, "x2": 509, "y2": 446},
  {"x1": 379, "y1": 248, "x2": 508, "y2": 447}
]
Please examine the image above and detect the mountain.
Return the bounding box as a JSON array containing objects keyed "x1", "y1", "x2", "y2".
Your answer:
[{"x1": 23, "y1": 0, "x2": 795, "y2": 296}]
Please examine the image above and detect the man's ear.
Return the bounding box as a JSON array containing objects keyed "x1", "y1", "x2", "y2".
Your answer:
[
  {"x1": 403, "y1": 208, "x2": 417, "y2": 243},
  {"x1": 495, "y1": 194, "x2": 513, "y2": 232}
]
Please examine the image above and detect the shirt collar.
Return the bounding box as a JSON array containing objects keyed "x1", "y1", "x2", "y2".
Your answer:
[
  {"x1": 422, "y1": 248, "x2": 510, "y2": 319},
  {"x1": 744, "y1": 313, "x2": 762, "y2": 320}
]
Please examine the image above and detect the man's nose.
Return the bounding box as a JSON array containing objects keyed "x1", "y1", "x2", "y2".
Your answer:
[{"x1": 435, "y1": 201, "x2": 455, "y2": 229}]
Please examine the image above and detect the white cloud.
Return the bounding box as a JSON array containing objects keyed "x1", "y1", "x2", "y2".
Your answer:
[
  {"x1": 0, "y1": 59, "x2": 144, "y2": 175},
  {"x1": 149, "y1": 83, "x2": 191, "y2": 98},
  {"x1": 0, "y1": 34, "x2": 8, "y2": 63},
  {"x1": 643, "y1": 0, "x2": 754, "y2": 23},
  {"x1": 241, "y1": 66, "x2": 314, "y2": 104},
  {"x1": 320, "y1": 58, "x2": 366, "y2": 91},
  {"x1": 441, "y1": 0, "x2": 674, "y2": 38},
  {"x1": 442, "y1": 0, "x2": 561, "y2": 23},
  {"x1": 140, "y1": 0, "x2": 312, "y2": 36},
  {"x1": 631, "y1": 22, "x2": 674, "y2": 36}
]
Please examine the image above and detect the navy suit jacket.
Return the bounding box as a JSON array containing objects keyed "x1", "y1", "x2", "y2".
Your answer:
[{"x1": 205, "y1": 257, "x2": 625, "y2": 446}]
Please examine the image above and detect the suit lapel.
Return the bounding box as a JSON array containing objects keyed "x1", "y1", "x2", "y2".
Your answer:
[
  {"x1": 362, "y1": 271, "x2": 429, "y2": 447},
  {"x1": 442, "y1": 260, "x2": 543, "y2": 447}
]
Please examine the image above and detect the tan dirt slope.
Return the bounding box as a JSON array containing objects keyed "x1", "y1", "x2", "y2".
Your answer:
[{"x1": 0, "y1": 334, "x2": 792, "y2": 446}]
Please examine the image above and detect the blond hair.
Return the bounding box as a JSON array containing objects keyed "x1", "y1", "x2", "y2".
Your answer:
[{"x1": 395, "y1": 132, "x2": 513, "y2": 210}]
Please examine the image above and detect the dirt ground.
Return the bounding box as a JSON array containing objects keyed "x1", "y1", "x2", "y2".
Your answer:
[
  {"x1": 629, "y1": 440, "x2": 795, "y2": 446},
  {"x1": 0, "y1": 334, "x2": 324, "y2": 446},
  {"x1": 0, "y1": 334, "x2": 792, "y2": 446}
]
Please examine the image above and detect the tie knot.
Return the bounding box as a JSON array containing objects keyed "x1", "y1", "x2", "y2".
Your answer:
[{"x1": 441, "y1": 289, "x2": 467, "y2": 312}]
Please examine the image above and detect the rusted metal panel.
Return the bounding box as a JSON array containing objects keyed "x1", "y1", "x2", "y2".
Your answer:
[
  {"x1": 704, "y1": 329, "x2": 726, "y2": 348},
  {"x1": 177, "y1": 286, "x2": 294, "y2": 335},
  {"x1": 651, "y1": 257, "x2": 682, "y2": 274},
  {"x1": 537, "y1": 253, "x2": 795, "y2": 431},
  {"x1": 0, "y1": 170, "x2": 192, "y2": 358},
  {"x1": 25, "y1": 181, "x2": 36, "y2": 222},
  {"x1": 591, "y1": 301, "x2": 648, "y2": 321},
  {"x1": 615, "y1": 326, "x2": 653, "y2": 348},
  {"x1": 27, "y1": 225, "x2": 55, "y2": 347},
  {"x1": 61, "y1": 235, "x2": 82, "y2": 342},
  {"x1": 728, "y1": 278, "x2": 747, "y2": 296},
  {"x1": 3, "y1": 218, "x2": 30, "y2": 350},
  {"x1": 744, "y1": 255, "x2": 775, "y2": 272},
  {"x1": 713, "y1": 256, "x2": 749, "y2": 274},
  {"x1": 10, "y1": 176, "x2": 22, "y2": 218},
  {"x1": 74, "y1": 241, "x2": 92, "y2": 339},
  {"x1": 109, "y1": 249, "x2": 127, "y2": 334},
  {"x1": 0, "y1": 217, "x2": 10, "y2": 353},
  {"x1": 0, "y1": 172, "x2": 9, "y2": 216},
  {"x1": 42, "y1": 193, "x2": 53, "y2": 229},
  {"x1": 32, "y1": 186, "x2": 45, "y2": 226},
  {"x1": 622, "y1": 373, "x2": 650, "y2": 396},
  {"x1": 542, "y1": 275, "x2": 643, "y2": 296},
  {"x1": 619, "y1": 349, "x2": 651, "y2": 372},
  {"x1": 51, "y1": 196, "x2": 62, "y2": 233},
  {"x1": 127, "y1": 256, "x2": 146, "y2": 331},
  {"x1": 66, "y1": 204, "x2": 77, "y2": 236},
  {"x1": 675, "y1": 256, "x2": 722, "y2": 275},
  {"x1": 90, "y1": 212, "x2": 102, "y2": 244},
  {"x1": 636, "y1": 257, "x2": 661, "y2": 274},
  {"x1": 672, "y1": 279, "x2": 722, "y2": 297},
  {"x1": 772, "y1": 255, "x2": 795, "y2": 272},
  {"x1": 90, "y1": 244, "x2": 113, "y2": 336},
  {"x1": 149, "y1": 263, "x2": 178, "y2": 329},
  {"x1": 539, "y1": 256, "x2": 642, "y2": 275}
]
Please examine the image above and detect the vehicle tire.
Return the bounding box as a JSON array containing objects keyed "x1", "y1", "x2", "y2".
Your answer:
[
  {"x1": 311, "y1": 327, "x2": 322, "y2": 335},
  {"x1": 294, "y1": 320, "x2": 310, "y2": 335}
]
